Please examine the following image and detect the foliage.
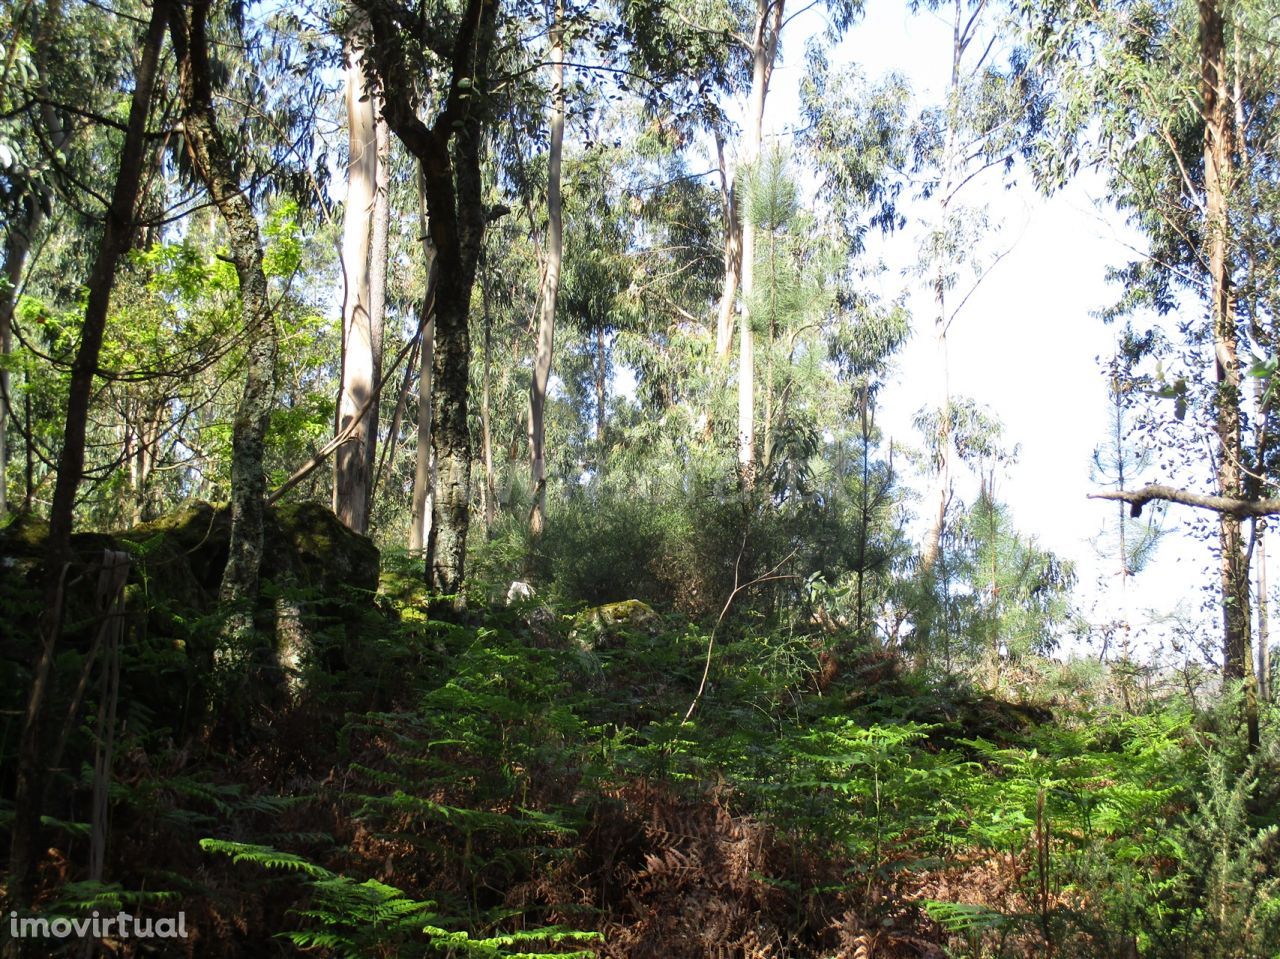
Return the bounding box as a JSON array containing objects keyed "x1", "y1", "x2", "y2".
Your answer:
[{"x1": 5, "y1": 0, "x2": 1280, "y2": 956}]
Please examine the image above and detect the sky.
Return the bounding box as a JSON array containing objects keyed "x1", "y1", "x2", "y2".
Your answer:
[{"x1": 758, "y1": 0, "x2": 1219, "y2": 658}]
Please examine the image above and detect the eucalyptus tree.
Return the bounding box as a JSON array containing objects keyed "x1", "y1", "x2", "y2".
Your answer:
[
  {"x1": 170, "y1": 0, "x2": 280, "y2": 637},
  {"x1": 333, "y1": 30, "x2": 380, "y2": 534},
  {"x1": 908, "y1": 0, "x2": 1044, "y2": 582},
  {"x1": 528, "y1": 0, "x2": 565, "y2": 536},
  {"x1": 617, "y1": 0, "x2": 860, "y2": 478},
  {"x1": 355, "y1": 0, "x2": 500, "y2": 595},
  {"x1": 408, "y1": 170, "x2": 438, "y2": 551},
  {"x1": 365, "y1": 115, "x2": 391, "y2": 526},
  {"x1": 1033, "y1": 0, "x2": 1280, "y2": 748},
  {"x1": 715, "y1": 0, "x2": 840, "y2": 477},
  {"x1": 730, "y1": 0, "x2": 785, "y2": 478}
]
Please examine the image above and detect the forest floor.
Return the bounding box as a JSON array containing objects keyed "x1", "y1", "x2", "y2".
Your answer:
[{"x1": 2, "y1": 512, "x2": 1278, "y2": 958}]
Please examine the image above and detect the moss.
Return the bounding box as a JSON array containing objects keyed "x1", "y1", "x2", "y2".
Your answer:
[
  {"x1": 0, "y1": 500, "x2": 380, "y2": 727},
  {"x1": 571, "y1": 599, "x2": 659, "y2": 651},
  {"x1": 578, "y1": 599, "x2": 658, "y2": 629},
  {"x1": 268, "y1": 501, "x2": 379, "y2": 594},
  {"x1": 0, "y1": 511, "x2": 51, "y2": 553}
]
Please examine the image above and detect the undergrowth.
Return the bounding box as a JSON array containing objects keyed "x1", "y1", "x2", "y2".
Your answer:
[{"x1": 4, "y1": 576, "x2": 1279, "y2": 958}]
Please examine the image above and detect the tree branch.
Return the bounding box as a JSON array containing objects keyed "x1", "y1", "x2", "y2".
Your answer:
[{"x1": 1090, "y1": 484, "x2": 1280, "y2": 518}]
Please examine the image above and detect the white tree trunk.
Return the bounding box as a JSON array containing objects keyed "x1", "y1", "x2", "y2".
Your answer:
[
  {"x1": 713, "y1": 129, "x2": 739, "y2": 364},
  {"x1": 410, "y1": 165, "x2": 438, "y2": 551},
  {"x1": 920, "y1": 0, "x2": 967, "y2": 576},
  {"x1": 529, "y1": 0, "x2": 565, "y2": 536},
  {"x1": 334, "y1": 45, "x2": 378, "y2": 533},
  {"x1": 361, "y1": 109, "x2": 391, "y2": 530},
  {"x1": 736, "y1": 0, "x2": 783, "y2": 479}
]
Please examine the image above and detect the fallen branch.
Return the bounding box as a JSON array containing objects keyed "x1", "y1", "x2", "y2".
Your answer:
[{"x1": 1090, "y1": 484, "x2": 1280, "y2": 518}]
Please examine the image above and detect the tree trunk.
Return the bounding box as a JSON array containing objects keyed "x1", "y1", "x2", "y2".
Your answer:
[
  {"x1": 0, "y1": 225, "x2": 31, "y2": 519},
  {"x1": 1199, "y1": 0, "x2": 1258, "y2": 749},
  {"x1": 334, "y1": 45, "x2": 378, "y2": 533},
  {"x1": 481, "y1": 260, "x2": 497, "y2": 530},
  {"x1": 0, "y1": 0, "x2": 76, "y2": 520},
  {"x1": 736, "y1": 0, "x2": 783, "y2": 479},
  {"x1": 371, "y1": 332, "x2": 418, "y2": 507},
  {"x1": 7, "y1": 0, "x2": 168, "y2": 918},
  {"x1": 349, "y1": 0, "x2": 500, "y2": 593},
  {"x1": 361, "y1": 0, "x2": 496, "y2": 594},
  {"x1": 362, "y1": 111, "x2": 390, "y2": 529},
  {"x1": 856, "y1": 390, "x2": 871, "y2": 641},
  {"x1": 172, "y1": 0, "x2": 277, "y2": 634},
  {"x1": 596, "y1": 325, "x2": 608, "y2": 446},
  {"x1": 410, "y1": 167, "x2": 437, "y2": 552},
  {"x1": 1258, "y1": 520, "x2": 1270, "y2": 702},
  {"x1": 529, "y1": 0, "x2": 564, "y2": 537},
  {"x1": 714, "y1": 128, "x2": 739, "y2": 364},
  {"x1": 920, "y1": 0, "x2": 967, "y2": 578}
]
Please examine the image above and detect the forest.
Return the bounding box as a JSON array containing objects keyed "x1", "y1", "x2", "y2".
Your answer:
[{"x1": 1, "y1": 0, "x2": 1279, "y2": 955}]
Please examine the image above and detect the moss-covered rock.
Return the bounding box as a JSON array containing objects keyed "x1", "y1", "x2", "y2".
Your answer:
[
  {"x1": 266, "y1": 501, "x2": 379, "y2": 595},
  {"x1": 570, "y1": 599, "x2": 659, "y2": 651},
  {"x1": 0, "y1": 500, "x2": 379, "y2": 727}
]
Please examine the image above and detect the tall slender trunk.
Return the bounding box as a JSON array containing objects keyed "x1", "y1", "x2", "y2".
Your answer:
[
  {"x1": 371, "y1": 333, "x2": 418, "y2": 506},
  {"x1": 361, "y1": 111, "x2": 391, "y2": 530},
  {"x1": 127, "y1": 398, "x2": 164, "y2": 523},
  {"x1": 737, "y1": 0, "x2": 783, "y2": 479},
  {"x1": 481, "y1": 260, "x2": 497, "y2": 530},
  {"x1": 173, "y1": 0, "x2": 277, "y2": 631},
  {"x1": 334, "y1": 46, "x2": 378, "y2": 533},
  {"x1": 0, "y1": 226, "x2": 32, "y2": 519},
  {"x1": 595, "y1": 326, "x2": 608, "y2": 447},
  {"x1": 1237, "y1": 35, "x2": 1269, "y2": 708},
  {"x1": 1258, "y1": 521, "x2": 1270, "y2": 702},
  {"x1": 1199, "y1": 0, "x2": 1258, "y2": 749},
  {"x1": 356, "y1": 0, "x2": 497, "y2": 594},
  {"x1": 920, "y1": 0, "x2": 966, "y2": 577},
  {"x1": 856, "y1": 390, "x2": 871, "y2": 640},
  {"x1": 529, "y1": 0, "x2": 564, "y2": 537},
  {"x1": 7, "y1": 0, "x2": 168, "y2": 918},
  {"x1": 1117, "y1": 375, "x2": 1131, "y2": 656},
  {"x1": 713, "y1": 129, "x2": 739, "y2": 364},
  {"x1": 409, "y1": 167, "x2": 437, "y2": 551}
]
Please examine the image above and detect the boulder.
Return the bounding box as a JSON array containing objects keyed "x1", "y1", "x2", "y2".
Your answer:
[
  {"x1": 570, "y1": 599, "x2": 660, "y2": 651},
  {"x1": 506, "y1": 580, "x2": 536, "y2": 605},
  {"x1": 0, "y1": 500, "x2": 379, "y2": 721}
]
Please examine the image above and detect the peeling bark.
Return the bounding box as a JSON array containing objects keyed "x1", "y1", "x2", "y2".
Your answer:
[{"x1": 334, "y1": 44, "x2": 378, "y2": 533}]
